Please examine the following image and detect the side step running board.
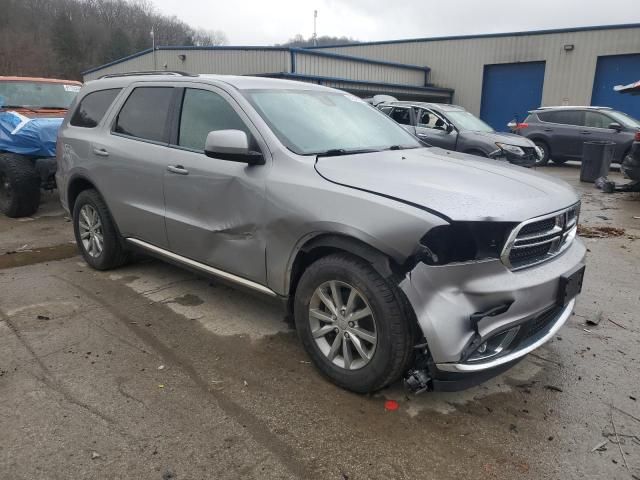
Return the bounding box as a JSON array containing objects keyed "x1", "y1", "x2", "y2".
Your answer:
[{"x1": 125, "y1": 238, "x2": 277, "y2": 298}]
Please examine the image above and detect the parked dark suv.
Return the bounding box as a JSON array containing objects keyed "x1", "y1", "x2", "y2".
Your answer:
[{"x1": 515, "y1": 106, "x2": 640, "y2": 166}]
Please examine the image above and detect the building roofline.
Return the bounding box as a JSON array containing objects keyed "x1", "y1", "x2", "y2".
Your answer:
[
  {"x1": 259, "y1": 72, "x2": 453, "y2": 95},
  {"x1": 308, "y1": 22, "x2": 640, "y2": 49},
  {"x1": 82, "y1": 45, "x2": 430, "y2": 76}
]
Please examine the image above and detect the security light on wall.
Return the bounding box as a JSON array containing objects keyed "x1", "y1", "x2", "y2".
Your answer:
[
  {"x1": 564, "y1": 44, "x2": 575, "y2": 52},
  {"x1": 177, "y1": 54, "x2": 187, "y2": 62}
]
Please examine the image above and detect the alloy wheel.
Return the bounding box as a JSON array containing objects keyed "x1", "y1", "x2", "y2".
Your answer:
[
  {"x1": 308, "y1": 280, "x2": 378, "y2": 370},
  {"x1": 78, "y1": 204, "x2": 104, "y2": 258}
]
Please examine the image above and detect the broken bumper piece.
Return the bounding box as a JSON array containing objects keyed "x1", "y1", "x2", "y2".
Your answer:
[{"x1": 400, "y1": 237, "x2": 586, "y2": 389}]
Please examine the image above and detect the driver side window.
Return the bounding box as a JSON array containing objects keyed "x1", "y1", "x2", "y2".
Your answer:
[
  {"x1": 416, "y1": 109, "x2": 447, "y2": 131},
  {"x1": 178, "y1": 88, "x2": 250, "y2": 151}
]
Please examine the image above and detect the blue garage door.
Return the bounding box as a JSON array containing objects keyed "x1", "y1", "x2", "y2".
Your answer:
[
  {"x1": 480, "y1": 61, "x2": 546, "y2": 131},
  {"x1": 592, "y1": 54, "x2": 640, "y2": 120}
]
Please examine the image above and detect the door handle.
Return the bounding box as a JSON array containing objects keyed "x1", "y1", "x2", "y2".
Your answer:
[
  {"x1": 92, "y1": 147, "x2": 109, "y2": 157},
  {"x1": 580, "y1": 131, "x2": 591, "y2": 135},
  {"x1": 167, "y1": 165, "x2": 189, "y2": 175},
  {"x1": 543, "y1": 128, "x2": 553, "y2": 132}
]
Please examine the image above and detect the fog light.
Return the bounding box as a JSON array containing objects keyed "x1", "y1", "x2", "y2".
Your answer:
[{"x1": 468, "y1": 326, "x2": 520, "y2": 362}]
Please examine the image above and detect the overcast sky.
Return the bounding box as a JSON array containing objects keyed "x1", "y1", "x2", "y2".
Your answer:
[{"x1": 152, "y1": 0, "x2": 640, "y2": 45}]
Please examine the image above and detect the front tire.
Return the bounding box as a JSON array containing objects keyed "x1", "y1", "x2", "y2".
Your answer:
[
  {"x1": 533, "y1": 140, "x2": 550, "y2": 166},
  {"x1": 0, "y1": 153, "x2": 41, "y2": 218},
  {"x1": 73, "y1": 189, "x2": 128, "y2": 270},
  {"x1": 294, "y1": 253, "x2": 413, "y2": 393}
]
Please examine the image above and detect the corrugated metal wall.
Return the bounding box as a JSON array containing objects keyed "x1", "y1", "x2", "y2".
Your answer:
[
  {"x1": 318, "y1": 26, "x2": 640, "y2": 115},
  {"x1": 84, "y1": 49, "x2": 291, "y2": 81},
  {"x1": 293, "y1": 51, "x2": 425, "y2": 86}
]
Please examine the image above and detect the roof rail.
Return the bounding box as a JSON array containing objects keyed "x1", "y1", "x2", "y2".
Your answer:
[{"x1": 98, "y1": 70, "x2": 196, "y2": 79}]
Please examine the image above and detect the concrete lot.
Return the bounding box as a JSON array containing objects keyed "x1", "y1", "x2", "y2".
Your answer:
[{"x1": 1, "y1": 164, "x2": 639, "y2": 479}]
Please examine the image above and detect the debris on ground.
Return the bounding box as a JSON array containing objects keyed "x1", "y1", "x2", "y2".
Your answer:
[
  {"x1": 609, "y1": 319, "x2": 628, "y2": 330},
  {"x1": 384, "y1": 400, "x2": 399, "y2": 411},
  {"x1": 157, "y1": 365, "x2": 165, "y2": 370},
  {"x1": 544, "y1": 385, "x2": 563, "y2": 393},
  {"x1": 37, "y1": 315, "x2": 50, "y2": 320},
  {"x1": 591, "y1": 440, "x2": 608, "y2": 452},
  {"x1": 577, "y1": 225, "x2": 625, "y2": 238},
  {"x1": 586, "y1": 311, "x2": 603, "y2": 326},
  {"x1": 91, "y1": 451, "x2": 101, "y2": 459}
]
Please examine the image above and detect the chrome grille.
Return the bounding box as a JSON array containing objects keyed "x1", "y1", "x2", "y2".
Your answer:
[{"x1": 501, "y1": 203, "x2": 580, "y2": 270}]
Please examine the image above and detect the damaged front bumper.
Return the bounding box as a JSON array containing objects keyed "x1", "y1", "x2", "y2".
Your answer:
[{"x1": 400, "y1": 237, "x2": 586, "y2": 390}]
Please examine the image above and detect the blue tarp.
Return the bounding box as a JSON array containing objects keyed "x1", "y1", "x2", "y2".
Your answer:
[{"x1": 0, "y1": 111, "x2": 63, "y2": 157}]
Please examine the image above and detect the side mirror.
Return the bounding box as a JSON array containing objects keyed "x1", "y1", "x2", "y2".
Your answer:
[
  {"x1": 204, "y1": 129, "x2": 264, "y2": 165},
  {"x1": 446, "y1": 123, "x2": 454, "y2": 134},
  {"x1": 608, "y1": 122, "x2": 623, "y2": 132}
]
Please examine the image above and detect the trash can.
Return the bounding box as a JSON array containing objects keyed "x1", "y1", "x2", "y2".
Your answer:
[{"x1": 581, "y1": 141, "x2": 615, "y2": 183}]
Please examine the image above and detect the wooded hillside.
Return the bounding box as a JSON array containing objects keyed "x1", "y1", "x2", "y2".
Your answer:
[{"x1": 0, "y1": 0, "x2": 227, "y2": 80}]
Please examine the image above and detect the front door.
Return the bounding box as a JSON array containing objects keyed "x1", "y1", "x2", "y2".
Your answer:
[
  {"x1": 414, "y1": 108, "x2": 457, "y2": 150},
  {"x1": 162, "y1": 86, "x2": 269, "y2": 284}
]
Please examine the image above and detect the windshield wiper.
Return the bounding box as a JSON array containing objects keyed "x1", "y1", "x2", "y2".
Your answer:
[
  {"x1": 315, "y1": 148, "x2": 380, "y2": 157},
  {"x1": 385, "y1": 145, "x2": 419, "y2": 151},
  {"x1": 1, "y1": 105, "x2": 39, "y2": 113}
]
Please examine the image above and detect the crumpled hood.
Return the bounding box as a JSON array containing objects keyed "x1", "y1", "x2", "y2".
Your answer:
[
  {"x1": 315, "y1": 147, "x2": 579, "y2": 222},
  {"x1": 460, "y1": 130, "x2": 535, "y2": 147}
]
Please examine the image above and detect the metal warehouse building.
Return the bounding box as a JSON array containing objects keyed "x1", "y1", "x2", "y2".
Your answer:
[
  {"x1": 83, "y1": 23, "x2": 640, "y2": 131},
  {"x1": 82, "y1": 47, "x2": 453, "y2": 103}
]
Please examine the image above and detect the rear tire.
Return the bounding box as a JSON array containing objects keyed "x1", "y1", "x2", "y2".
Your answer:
[
  {"x1": 294, "y1": 253, "x2": 414, "y2": 393},
  {"x1": 73, "y1": 189, "x2": 128, "y2": 270},
  {"x1": 0, "y1": 153, "x2": 41, "y2": 218}
]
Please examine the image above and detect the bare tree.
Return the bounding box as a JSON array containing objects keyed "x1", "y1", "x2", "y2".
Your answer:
[{"x1": 0, "y1": 0, "x2": 229, "y2": 79}]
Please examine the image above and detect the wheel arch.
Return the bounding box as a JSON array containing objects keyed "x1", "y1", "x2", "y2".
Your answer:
[
  {"x1": 67, "y1": 174, "x2": 101, "y2": 213},
  {"x1": 285, "y1": 233, "x2": 404, "y2": 301}
]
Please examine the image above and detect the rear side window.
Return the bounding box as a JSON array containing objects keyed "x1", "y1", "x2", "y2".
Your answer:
[
  {"x1": 70, "y1": 89, "x2": 121, "y2": 128},
  {"x1": 114, "y1": 87, "x2": 174, "y2": 142},
  {"x1": 390, "y1": 107, "x2": 411, "y2": 125},
  {"x1": 379, "y1": 106, "x2": 392, "y2": 115},
  {"x1": 178, "y1": 88, "x2": 249, "y2": 151},
  {"x1": 538, "y1": 110, "x2": 584, "y2": 126}
]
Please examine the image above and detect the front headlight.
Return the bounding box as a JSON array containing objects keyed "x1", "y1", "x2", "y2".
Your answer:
[
  {"x1": 496, "y1": 142, "x2": 525, "y2": 157},
  {"x1": 417, "y1": 222, "x2": 516, "y2": 265}
]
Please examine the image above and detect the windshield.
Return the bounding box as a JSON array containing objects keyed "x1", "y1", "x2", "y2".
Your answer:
[
  {"x1": 243, "y1": 89, "x2": 421, "y2": 155},
  {"x1": 446, "y1": 110, "x2": 494, "y2": 133},
  {"x1": 0, "y1": 81, "x2": 80, "y2": 109},
  {"x1": 606, "y1": 110, "x2": 640, "y2": 129}
]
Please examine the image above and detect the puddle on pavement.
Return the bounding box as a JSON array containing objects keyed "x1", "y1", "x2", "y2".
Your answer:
[
  {"x1": 0, "y1": 243, "x2": 78, "y2": 270},
  {"x1": 108, "y1": 262, "x2": 288, "y2": 339},
  {"x1": 168, "y1": 293, "x2": 205, "y2": 306}
]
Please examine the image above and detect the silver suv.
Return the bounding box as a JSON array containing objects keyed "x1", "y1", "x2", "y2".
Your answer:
[{"x1": 56, "y1": 73, "x2": 586, "y2": 393}]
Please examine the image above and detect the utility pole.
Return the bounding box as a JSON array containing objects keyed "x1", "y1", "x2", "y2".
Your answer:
[
  {"x1": 151, "y1": 26, "x2": 156, "y2": 70},
  {"x1": 313, "y1": 10, "x2": 318, "y2": 47}
]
